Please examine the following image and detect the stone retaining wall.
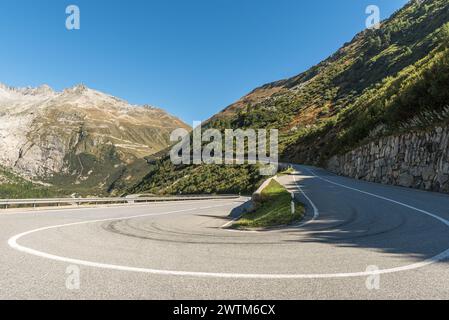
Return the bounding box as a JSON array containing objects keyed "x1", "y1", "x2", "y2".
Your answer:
[{"x1": 327, "y1": 126, "x2": 449, "y2": 193}]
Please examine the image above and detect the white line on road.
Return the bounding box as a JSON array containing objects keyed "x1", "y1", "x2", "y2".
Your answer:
[
  {"x1": 293, "y1": 172, "x2": 320, "y2": 225},
  {"x1": 305, "y1": 168, "x2": 449, "y2": 228},
  {"x1": 221, "y1": 173, "x2": 319, "y2": 231},
  {"x1": 7, "y1": 172, "x2": 449, "y2": 279}
]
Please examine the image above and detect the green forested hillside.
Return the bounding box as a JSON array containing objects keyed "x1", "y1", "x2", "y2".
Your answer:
[
  {"x1": 129, "y1": 162, "x2": 262, "y2": 195},
  {"x1": 131, "y1": 0, "x2": 449, "y2": 195},
  {"x1": 0, "y1": 166, "x2": 63, "y2": 199}
]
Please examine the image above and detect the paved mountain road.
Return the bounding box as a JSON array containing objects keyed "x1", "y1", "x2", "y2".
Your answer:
[{"x1": 1, "y1": 165, "x2": 449, "y2": 299}]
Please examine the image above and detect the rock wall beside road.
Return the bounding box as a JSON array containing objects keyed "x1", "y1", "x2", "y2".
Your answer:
[{"x1": 327, "y1": 126, "x2": 449, "y2": 193}]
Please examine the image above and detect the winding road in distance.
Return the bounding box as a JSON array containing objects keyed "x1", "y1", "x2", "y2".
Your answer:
[{"x1": 1, "y1": 165, "x2": 449, "y2": 299}]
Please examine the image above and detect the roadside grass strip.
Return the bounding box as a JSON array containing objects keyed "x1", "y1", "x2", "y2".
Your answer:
[{"x1": 232, "y1": 179, "x2": 304, "y2": 229}]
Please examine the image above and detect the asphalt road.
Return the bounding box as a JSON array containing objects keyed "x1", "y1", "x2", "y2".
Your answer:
[{"x1": 1, "y1": 165, "x2": 449, "y2": 299}]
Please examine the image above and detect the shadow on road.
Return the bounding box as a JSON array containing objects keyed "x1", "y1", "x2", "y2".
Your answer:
[{"x1": 277, "y1": 169, "x2": 449, "y2": 264}]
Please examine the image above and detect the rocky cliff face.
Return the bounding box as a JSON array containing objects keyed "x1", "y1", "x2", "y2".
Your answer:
[
  {"x1": 0, "y1": 83, "x2": 189, "y2": 194},
  {"x1": 327, "y1": 126, "x2": 449, "y2": 193}
]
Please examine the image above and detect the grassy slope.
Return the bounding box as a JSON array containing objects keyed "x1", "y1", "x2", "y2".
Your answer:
[
  {"x1": 129, "y1": 161, "x2": 263, "y2": 195},
  {"x1": 46, "y1": 147, "x2": 152, "y2": 197},
  {"x1": 232, "y1": 179, "x2": 304, "y2": 229},
  {"x1": 132, "y1": 0, "x2": 449, "y2": 195},
  {"x1": 211, "y1": 0, "x2": 449, "y2": 163},
  {"x1": 0, "y1": 166, "x2": 63, "y2": 199}
]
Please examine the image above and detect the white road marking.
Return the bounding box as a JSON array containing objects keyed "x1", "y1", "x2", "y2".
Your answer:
[
  {"x1": 221, "y1": 172, "x2": 319, "y2": 231},
  {"x1": 293, "y1": 172, "x2": 320, "y2": 225},
  {"x1": 219, "y1": 198, "x2": 251, "y2": 229},
  {"x1": 221, "y1": 217, "x2": 242, "y2": 229},
  {"x1": 7, "y1": 170, "x2": 449, "y2": 279},
  {"x1": 305, "y1": 168, "x2": 449, "y2": 228}
]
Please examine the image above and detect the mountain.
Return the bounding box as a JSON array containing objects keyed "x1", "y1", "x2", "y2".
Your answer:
[
  {"x1": 0, "y1": 165, "x2": 56, "y2": 199},
  {"x1": 0, "y1": 83, "x2": 189, "y2": 196},
  {"x1": 130, "y1": 0, "x2": 449, "y2": 195},
  {"x1": 208, "y1": 0, "x2": 449, "y2": 162}
]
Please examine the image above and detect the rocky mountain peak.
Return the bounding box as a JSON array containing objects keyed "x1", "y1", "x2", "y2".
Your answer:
[
  {"x1": 0, "y1": 82, "x2": 190, "y2": 195},
  {"x1": 0, "y1": 83, "x2": 57, "y2": 103},
  {"x1": 66, "y1": 83, "x2": 88, "y2": 94},
  {"x1": 21, "y1": 84, "x2": 55, "y2": 96}
]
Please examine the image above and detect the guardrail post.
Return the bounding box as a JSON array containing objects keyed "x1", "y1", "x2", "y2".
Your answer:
[{"x1": 291, "y1": 193, "x2": 295, "y2": 215}]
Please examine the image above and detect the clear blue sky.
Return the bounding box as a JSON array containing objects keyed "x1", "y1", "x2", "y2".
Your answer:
[{"x1": 0, "y1": 0, "x2": 408, "y2": 124}]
